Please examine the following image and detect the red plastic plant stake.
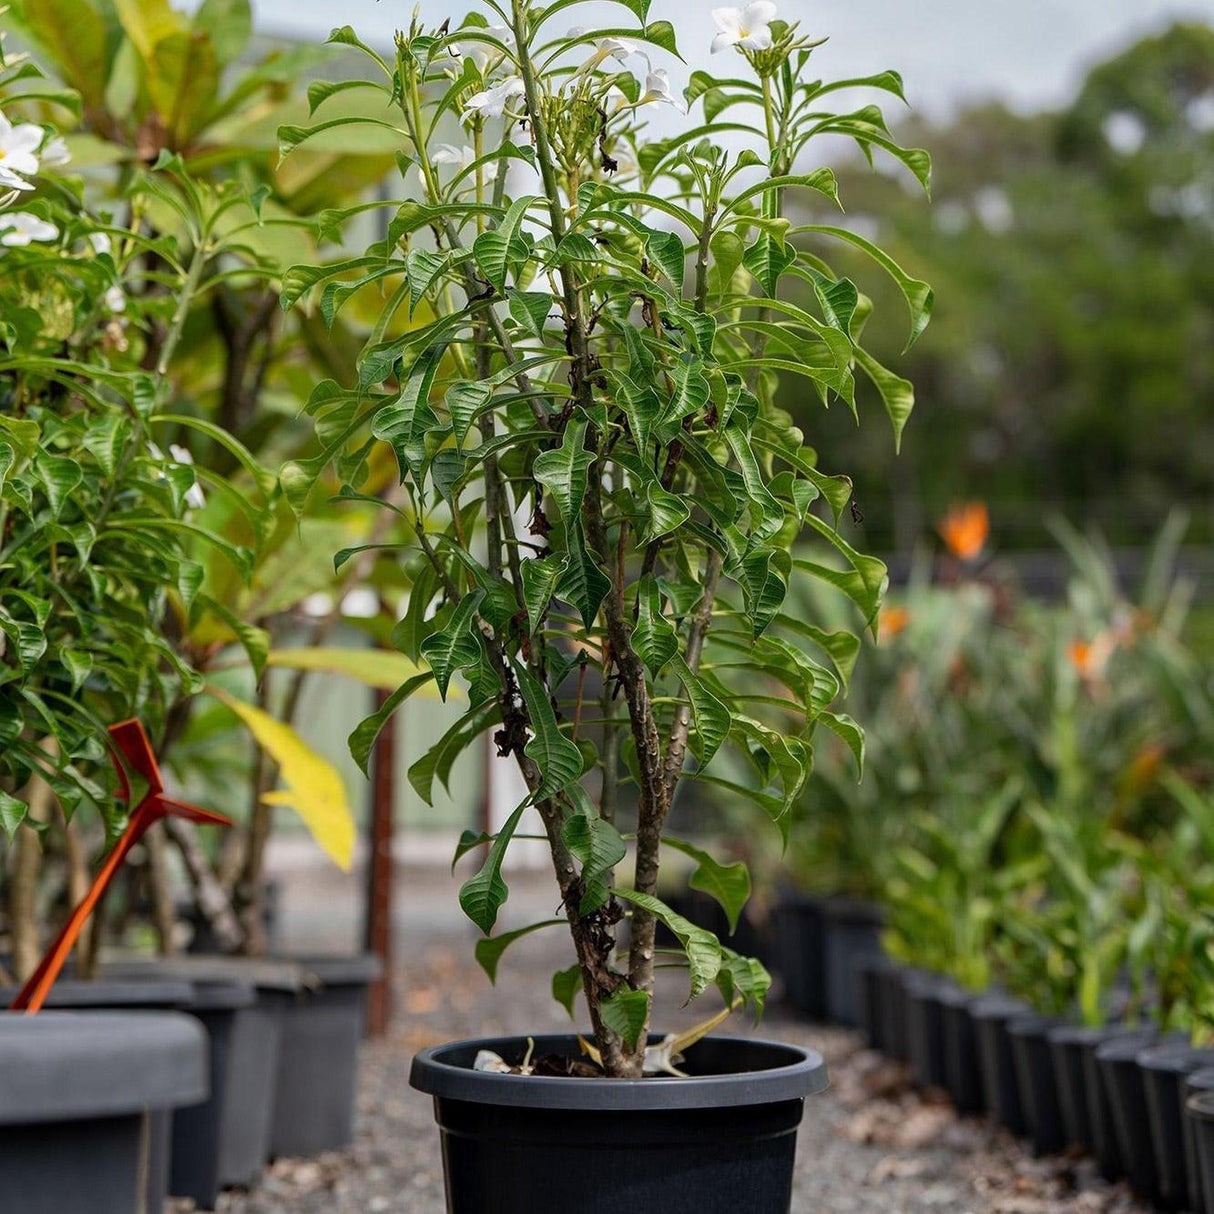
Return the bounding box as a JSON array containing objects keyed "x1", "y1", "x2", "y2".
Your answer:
[{"x1": 10, "y1": 719, "x2": 231, "y2": 1013}]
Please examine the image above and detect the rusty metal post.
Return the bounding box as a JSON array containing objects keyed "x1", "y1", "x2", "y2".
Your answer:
[{"x1": 363, "y1": 683, "x2": 396, "y2": 1037}]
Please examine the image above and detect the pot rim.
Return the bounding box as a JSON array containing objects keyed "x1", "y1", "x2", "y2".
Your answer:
[{"x1": 410, "y1": 1032, "x2": 828, "y2": 1111}]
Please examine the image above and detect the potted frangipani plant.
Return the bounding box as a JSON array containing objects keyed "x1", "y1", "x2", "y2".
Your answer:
[{"x1": 283, "y1": 0, "x2": 930, "y2": 1206}]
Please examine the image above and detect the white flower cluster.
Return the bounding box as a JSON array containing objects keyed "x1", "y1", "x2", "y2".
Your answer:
[{"x1": 0, "y1": 107, "x2": 69, "y2": 196}]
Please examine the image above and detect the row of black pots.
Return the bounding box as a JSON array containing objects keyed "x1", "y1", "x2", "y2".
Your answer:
[
  {"x1": 0, "y1": 952, "x2": 379, "y2": 1213},
  {"x1": 853, "y1": 957, "x2": 1214, "y2": 1213}
]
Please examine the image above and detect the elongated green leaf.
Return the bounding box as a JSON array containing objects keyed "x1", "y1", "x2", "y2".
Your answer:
[
  {"x1": 663, "y1": 837, "x2": 751, "y2": 933},
  {"x1": 515, "y1": 664, "x2": 583, "y2": 802},
  {"x1": 475, "y1": 919, "x2": 564, "y2": 982},
  {"x1": 419, "y1": 590, "x2": 485, "y2": 699},
  {"x1": 201, "y1": 596, "x2": 269, "y2": 679},
  {"x1": 564, "y1": 803, "x2": 627, "y2": 914},
  {"x1": 520, "y1": 553, "x2": 568, "y2": 637},
  {"x1": 533, "y1": 420, "x2": 594, "y2": 525},
  {"x1": 348, "y1": 672, "x2": 436, "y2": 776},
  {"x1": 0, "y1": 789, "x2": 28, "y2": 837},
  {"x1": 459, "y1": 804, "x2": 525, "y2": 934},
  {"x1": 671, "y1": 655, "x2": 730, "y2": 767},
  {"x1": 716, "y1": 948, "x2": 772, "y2": 1017},
  {"x1": 472, "y1": 194, "x2": 536, "y2": 291},
  {"x1": 552, "y1": 963, "x2": 582, "y2": 1019},
  {"x1": 555, "y1": 524, "x2": 610, "y2": 628},
  {"x1": 632, "y1": 575, "x2": 678, "y2": 677},
  {"x1": 446, "y1": 381, "x2": 492, "y2": 449},
  {"x1": 743, "y1": 234, "x2": 796, "y2": 297},
  {"x1": 613, "y1": 887, "x2": 723, "y2": 1001},
  {"x1": 599, "y1": 987, "x2": 650, "y2": 1049},
  {"x1": 855, "y1": 346, "x2": 915, "y2": 451},
  {"x1": 820, "y1": 710, "x2": 865, "y2": 776}
]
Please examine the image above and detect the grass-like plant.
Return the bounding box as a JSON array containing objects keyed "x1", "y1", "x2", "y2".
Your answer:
[{"x1": 283, "y1": 0, "x2": 931, "y2": 1075}]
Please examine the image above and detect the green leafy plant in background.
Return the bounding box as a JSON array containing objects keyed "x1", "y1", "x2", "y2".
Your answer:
[{"x1": 282, "y1": 0, "x2": 930, "y2": 1074}]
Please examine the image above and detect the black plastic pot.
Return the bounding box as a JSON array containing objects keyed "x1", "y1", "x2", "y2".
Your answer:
[
  {"x1": 1188, "y1": 1092, "x2": 1214, "y2": 1214},
  {"x1": 1046, "y1": 1024, "x2": 1099, "y2": 1150},
  {"x1": 1078, "y1": 1026, "x2": 1157, "y2": 1182},
  {"x1": 877, "y1": 961, "x2": 912, "y2": 1060},
  {"x1": 904, "y1": 971, "x2": 950, "y2": 1091},
  {"x1": 821, "y1": 898, "x2": 885, "y2": 1026},
  {"x1": 772, "y1": 894, "x2": 827, "y2": 1019},
  {"x1": 1139, "y1": 1044, "x2": 1214, "y2": 1212},
  {"x1": 270, "y1": 953, "x2": 382, "y2": 1157},
  {"x1": 1097, "y1": 1031, "x2": 1169, "y2": 1198},
  {"x1": 939, "y1": 986, "x2": 985, "y2": 1115},
  {"x1": 0, "y1": 1010, "x2": 207, "y2": 1214},
  {"x1": 1184, "y1": 1067, "x2": 1214, "y2": 1214},
  {"x1": 411, "y1": 1033, "x2": 828, "y2": 1213},
  {"x1": 853, "y1": 954, "x2": 894, "y2": 1051},
  {"x1": 170, "y1": 980, "x2": 259, "y2": 1209},
  {"x1": 1008, "y1": 1016, "x2": 1067, "y2": 1155},
  {"x1": 5, "y1": 977, "x2": 198, "y2": 1204},
  {"x1": 971, "y1": 995, "x2": 1030, "y2": 1135}
]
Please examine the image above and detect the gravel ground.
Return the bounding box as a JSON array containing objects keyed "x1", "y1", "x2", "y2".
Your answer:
[{"x1": 192, "y1": 919, "x2": 1155, "y2": 1214}]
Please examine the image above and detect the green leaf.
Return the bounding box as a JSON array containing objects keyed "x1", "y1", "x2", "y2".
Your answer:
[
  {"x1": 743, "y1": 234, "x2": 796, "y2": 297},
  {"x1": 663, "y1": 837, "x2": 751, "y2": 934},
  {"x1": 644, "y1": 480, "x2": 689, "y2": 541},
  {"x1": 370, "y1": 341, "x2": 446, "y2": 472},
  {"x1": 446, "y1": 381, "x2": 492, "y2": 449},
  {"x1": 533, "y1": 420, "x2": 594, "y2": 525},
  {"x1": 646, "y1": 229, "x2": 685, "y2": 286},
  {"x1": 508, "y1": 290, "x2": 554, "y2": 337},
  {"x1": 563, "y1": 804, "x2": 627, "y2": 914},
  {"x1": 459, "y1": 804, "x2": 525, "y2": 934},
  {"x1": 820, "y1": 710, "x2": 865, "y2": 777},
  {"x1": 613, "y1": 888, "x2": 723, "y2": 1001},
  {"x1": 796, "y1": 517, "x2": 888, "y2": 625},
  {"x1": 555, "y1": 524, "x2": 610, "y2": 628},
  {"x1": 855, "y1": 346, "x2": 915, "y2": 451},
  {"x1": 201, "y1": 596, "x2": 269, "y2": 679},
  {"x1": 515, "y1": 664, "x2": 583, "y2": 802},
  {"x1": 0, "y1": 789, "x2": 28, "y2": 837},
  {"x1": 716, "y1": 948, "x2": 772, "y2": 1017},
  {"x1": 419, "y1": 590, "x2": 485, "y2": 699},
  {"x1": 475, "y1": 919, "x2": 564, "y2": 982},
  {"x1": 472, "y1": 194, "x2": 536, "y2": 291},
  {"x1": 671, "y1": 655, "x2": 730, "y2": 768},
  {"x1": 798, "y1": 224, "x2": 933, "y2": 349},
  {"x1": 36, "y1": 454, "x2": 83, "y2": 520},
  {"x1": 520, "y1": 553, "x2": 568, "y2": 637},
  {"x1": 631, "y1": 574, "x2": 678, "y2": 678},
  {"x1": 599, "y1": 987, "x2": 650, "y2": 1049},
  {"x1": 348, "y1": 672, "x2": 436, "y2": 776},
  {"x1": 552, "y1": 963, "x2": 582, "y2": 1019}
]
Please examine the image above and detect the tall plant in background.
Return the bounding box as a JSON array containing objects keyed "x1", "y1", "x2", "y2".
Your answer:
[{"x1": 284, "y1": 0, "x2": 930, "y2": 1074}]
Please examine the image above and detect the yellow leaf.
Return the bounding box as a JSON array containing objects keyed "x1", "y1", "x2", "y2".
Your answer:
[
  {"x1": 208, "y1": 687, "x2": 355, "y2": 870},
  {"x1": 266, "y1": 647, "x2": 450, "y2": 694}
]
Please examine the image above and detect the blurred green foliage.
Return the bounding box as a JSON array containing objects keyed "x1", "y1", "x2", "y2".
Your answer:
[{"x1": 790, "y1": 22, "x2": 1214, "y2": 550}]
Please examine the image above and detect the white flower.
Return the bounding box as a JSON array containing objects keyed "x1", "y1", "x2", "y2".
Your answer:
[
  {"x1": 462, "y1": 76, "x2": 525, "y2": 122},
  {"x1": 168, "y1": 444, "x2": 206, "y2": 510},
  {"x1": 104, "y1": 285, "x2": 127, "y2": 313},
  {"x1": 0, "y1": 211, "x2": 59, "y2": 246},
  {"x1": 444, "y1": 25, "x2": 513, "y2": 73},
  {"x1": 0, "y1": 109, "x2": 44, "y2": 192},
  {"x1": 39, "y1": 136, "x2": 71, "y2": 167},
  {"x1": 416, "y1": 144, "x2": 498, "y2": 192},
  {"x1": 88, "y1": 232, "x2": 112, "y2": 255},
  {"x1": 579, "y1": 36, "x2": 638, "y2": 73},
  {"x1": 638, "y1": 66, "x2": 685, "y2": 113},
  {"x1": 711, "y1": 1, "x2": 778, "y2": 54},
  {"x1": 604, "y1": 84, "x2": 631, "y2": 115}
]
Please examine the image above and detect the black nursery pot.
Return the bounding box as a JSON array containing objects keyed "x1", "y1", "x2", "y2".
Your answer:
[
  {"x1": 772, "y1": 894, "x2": 827, "y2": 1019},
  {"x1": 1096, "y1": 1031, "x2": 1174, "y2": 1198},
  {"x1": 9, "y1": 977, "x2": 198, "y2": 1206},
  {"x1": 971, "y1": 995, "x2": 1030, "y2": 1135},
  {"x1": 1183, "y1": 1067, "x2": 1214, "y2": 1214},
  {"x1": 852, "y1": 954, "x2": 895, "y2": 1052},
  {"x1": 938, "y1": 986, "x2": 985, "y2": 1115},
  {"x1": 98, "y1": 954, "x2": 299, "y2": 1185},
  {"x1": 1188, "y1": 1092, "x2": 1214, "y2": 1214},
  {"x1": 0, "y1": 1010, "x2": 207, "y2": 1214},
  {"x1": 1139, "y1": 1044, "x2": 1214, "y2": 1212},
  {"x1": 410, "y1": 1033, "x2": 828, "y2": 1214},
  {"x1": 877, "y1": 961, "x2": 912, "y2": 1061},
  {"x1": 270, "y1": 953, "x2": 382, "y2": 1157},
  {"x1": 1079, "y1": 1026, "x2": 1157, "y2": 1183},
  {"x1": 904, "y1": 971, "x2": 949, "y2": 1091},
  {"x1": 1007, "y1": 1016, "x2": 1067, "y2": 1156},
  {"x1": 1046, "y1": 1024, "x2": 1100, "y2": 1151},
  {"x1": 821, "y1": 898, "x2": 885, "y2": 1027}
]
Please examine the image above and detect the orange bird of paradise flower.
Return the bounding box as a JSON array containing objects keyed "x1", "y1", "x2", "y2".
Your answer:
[
  {"x1": 878, "y1": 605, "x2": 911, "y2": 641},
  {"x1": 937, "y1": 502, "x2": 990, "y2": 562}
]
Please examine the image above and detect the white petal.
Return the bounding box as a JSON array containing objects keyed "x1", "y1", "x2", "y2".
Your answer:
[
  {"x1": 739, "y1": 27, "x2": 774, "y2": 51},
  {"x1": 711, "y1": 7, "x2": 744, "y2": 36},
  {"x1": 39, "y1": 136, "x2": 70, "y2": 166},
  {"x1": 744, "y1": 1, "x2": 778, "y2": 25},
  {"x1": 104, "y1": 285, "x2": 127, "y2": 313}
]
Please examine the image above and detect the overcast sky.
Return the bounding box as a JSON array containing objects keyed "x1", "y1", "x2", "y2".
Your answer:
[{"x1": 237, "y1": 0, "x2": 1214, "y2": 116}]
